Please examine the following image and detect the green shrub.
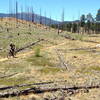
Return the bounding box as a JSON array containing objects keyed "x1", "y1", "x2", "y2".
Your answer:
[{"x1": 35, "y1": 48, "x2": 41, "y2": 57}]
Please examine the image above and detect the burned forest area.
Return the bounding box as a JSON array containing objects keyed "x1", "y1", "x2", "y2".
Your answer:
[{"x1": 0, "y1": 0, "x2": 100, "y2": 100}]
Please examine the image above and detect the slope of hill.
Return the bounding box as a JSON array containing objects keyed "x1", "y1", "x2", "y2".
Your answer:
[
  {"x1": 0, "y1": 13, "x2": 60, "y2": 25},
  {"x1": 0, "y1": 18, "x2": 100, "y2": 100}
]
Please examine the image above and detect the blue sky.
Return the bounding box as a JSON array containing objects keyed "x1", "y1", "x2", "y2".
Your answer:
[{"x1": 0, "y1": 0, "x2": 100, "y2": 21}]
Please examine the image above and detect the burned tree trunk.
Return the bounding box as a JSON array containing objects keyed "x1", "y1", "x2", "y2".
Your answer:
[
  {"x1": 15, "y1": 1, "x2": 18, "y2": 28},
  {"x1": 15, "y1": 39, "x2": 44, "y2": 53},
  {"x1": 0, "y1": 84, "x2": 100, "y2": 98}
]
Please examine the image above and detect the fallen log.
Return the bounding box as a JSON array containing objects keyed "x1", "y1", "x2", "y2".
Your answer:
[
  {"x1": 0, "y1": 85, "x2": 100, "y2": 98},
  {"x1": 60, "y1": 35, "x2": 100, "y2": 44},
  {"x1": 43, "y1": 39, "x2": 56, "y2": 45},
  {"x1": 0, "y1": 81, "x2": 54, "y2": 90},
  {"x1": 0, "y1": 80, "x2": 68, "y2": 91},
  {"x1": 15, "y1": 39, "x2": 44, "y2": 53},
  {"x1": 60, "y1": 35, "x2": 76, "y2": 40},
  {"x1": 88, "y1": 35, "x2": 100, "y2": 37},
  {"x1": 0, "y1": 73, "x2": 18, "y2": 79},
  {"x1": 82, "y1": 40, "x2": 100, "y2": 44}
]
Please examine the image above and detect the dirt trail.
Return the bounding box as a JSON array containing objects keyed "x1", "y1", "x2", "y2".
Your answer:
[{"x1": 0, "y1": 42, "x2": 66, "y2": 62}]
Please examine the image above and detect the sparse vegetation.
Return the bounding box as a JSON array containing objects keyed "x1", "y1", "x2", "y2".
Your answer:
[
  {"x1": 27, "y1": 53, "x2": 55, "y2": 67},
  {"x1": 39, "y1": 66, "x2": 61, "y2": 74},
  {"x1": 34, "y1": 48, "x2": 41, "y2": 57},
  {"x1": 0, "y1": 1, "x2": 100, "y2": 99}
]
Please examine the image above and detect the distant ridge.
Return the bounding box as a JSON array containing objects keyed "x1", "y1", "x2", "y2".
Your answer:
[{"x1": 0, "y1": 13, "x2": 60, "y2": 25}]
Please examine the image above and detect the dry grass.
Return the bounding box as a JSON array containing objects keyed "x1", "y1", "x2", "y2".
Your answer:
[{"x1": 0, "y1": 18, "x2": 100, "y2": 100}]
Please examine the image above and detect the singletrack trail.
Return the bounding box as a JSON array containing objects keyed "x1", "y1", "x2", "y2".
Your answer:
[{"x1": 0, "y1": 42, "x2": 67, "y2": 62}]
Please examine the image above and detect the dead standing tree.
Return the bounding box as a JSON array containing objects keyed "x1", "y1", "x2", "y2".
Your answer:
[
  {"x1": 39, "y1": 8, "x2": 42, "y2": 25},
  {"x1": 32, "y1": 7, "x2": 35, "y2": 23},
  {"x1": 44, "y1": 11, "x2": 47, "y2": 26},
  {"x1": 61, "y1": 8, "x2": 64, "y2": 30},
  {"x1": 6, "y1": 0, "x2": 12, "y2": 33},
  {"x1": 30, "y1": 7, "x2": 35, "y2": 31},
  {"x1": 21, "y1": 5, "x2": 23, "y2": 23},
  {"x1": 57, "y1": 23, "x2": 60, "y2": 35},
  {"x1": 28, "y1": 7, "x2": 33, "y2": 31},
  {"x1": 9, "y1": 0, "x2": 12, "y2": 21},
  {"x1": 15, "y1": 0, "x2": 18, "y2": 28},
  {"x1": 49, "y1": 15, "x2": 52, "y2": 30}
]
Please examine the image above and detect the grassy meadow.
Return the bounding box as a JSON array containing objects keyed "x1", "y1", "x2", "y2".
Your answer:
[{"x1": 0, "y1": 18, "x2": 100, "y2": 100}]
